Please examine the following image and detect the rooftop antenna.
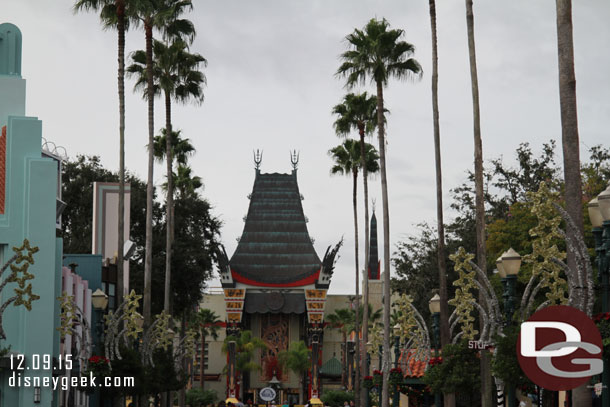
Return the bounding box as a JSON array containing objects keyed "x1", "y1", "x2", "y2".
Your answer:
[
  {"x1": 290, "y1": 150, "x2": 299, "y2": 171},
  {"x1": 372, "y1": 198, "x2": 376, "y2": 214},
  {"x1": 253, "y1": 149, "x2": 263, "y2": 170}
]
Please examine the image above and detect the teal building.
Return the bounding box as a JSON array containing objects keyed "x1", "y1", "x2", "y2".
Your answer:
[{"x1": 0, "y1": 22, "x2": 62, "y2": 407}]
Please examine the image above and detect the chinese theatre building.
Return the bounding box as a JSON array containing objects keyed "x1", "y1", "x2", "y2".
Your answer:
[{"x1": 218, "y1": 155, "x2": 342, "y2": 404}]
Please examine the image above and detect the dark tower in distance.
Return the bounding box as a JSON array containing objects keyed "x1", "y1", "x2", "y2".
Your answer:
[{"x1": 368, "y1": 211, "x2": 380, "y2": 280}]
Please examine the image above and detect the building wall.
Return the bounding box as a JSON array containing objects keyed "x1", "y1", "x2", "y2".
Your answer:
[
  {"x1": 0, "y1": 22, "x2": 62, "y2": 407},
  {"x1": 91, "y1": 182, "x2": 131, "y2": 297},
  {"x1": 198, "y1": 282, "x2": 387, "y2": 400},
  {"x1": 194, "y1": 290, "x2": 228, "y2": 398}
]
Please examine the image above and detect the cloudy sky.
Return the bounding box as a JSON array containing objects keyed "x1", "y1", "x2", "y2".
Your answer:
[{"x1": 4, "y1": 1, "x2": 610, "y2": 294}]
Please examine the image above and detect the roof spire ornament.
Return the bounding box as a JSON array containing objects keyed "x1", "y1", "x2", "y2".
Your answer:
[
  {"x1": 290, "y1": 150, "x2": 300, "y2": 171},
  {"x1": 253, "y1": 149, "x2": 263, "y2": 171},
  {"x1": 372, "y1": 198, "x2": 376, "y2": 214}
]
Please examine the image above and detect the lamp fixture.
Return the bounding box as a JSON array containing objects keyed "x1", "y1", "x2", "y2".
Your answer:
[
  {"x1": 598, "y1": 183, "x2": 610, "y2": 221},
  {"x1": 588, "y1": 197, "x2": 604, "y2": 228},
  {"x1": 91, "y1": 288, "x2": 108, "y2": 310},
  {"x1": 428, "y1": 294, "x2": 441, "y2": 314},
  {"x1": 501, "y1": 248, "x2": 522, "y2": 276}
]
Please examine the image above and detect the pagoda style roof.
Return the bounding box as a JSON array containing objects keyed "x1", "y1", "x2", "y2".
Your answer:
[
  {"x1": 320, "y1": 356, "x2": 342, "y2": 377},
  {"x1": 229, "y1": 170, "x2": 322, "y2": 286}
]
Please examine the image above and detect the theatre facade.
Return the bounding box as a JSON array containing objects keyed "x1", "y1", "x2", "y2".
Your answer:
[{"x1": 193, "y1": 156, "x2": 384, "y2": 404}]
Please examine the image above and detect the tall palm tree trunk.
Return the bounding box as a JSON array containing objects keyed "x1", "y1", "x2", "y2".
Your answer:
[
  {"x1": 554, "y1": 1, "x2": 588, "y2": 405},
  {"x1": 116, "y1": 0, "x2": 126, "y2": 307},
  {"x1": 429, "y1": 0, "x2": 448, "y2": 352},
  {"x1": 376, "y1": 81, "x2": 391, "y2": 407},
  {"x1": 429, "y1": 2, "x2": 454, "y2": 406},
  {"x1": 464, "y1": 1, "x2": 491, "y2": 406},
  {"x1": 555, "y1": 0, "x2": 585, "y2": 310},
  {"x1": 164, "y1": 90, "x2": 173, "y2": 313},
  {"x1": 143, "y1": 21, "x2": 155, "y2": 326},
  {"x1": 358, "y1": 125, "x2": 370, "y2": 406},
  {"x1": 352, "y1": 169, "x2": 361, "y2": 407}
]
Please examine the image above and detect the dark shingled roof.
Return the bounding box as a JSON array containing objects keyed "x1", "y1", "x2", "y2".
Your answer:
[
  {"x1": 229, "y1": 170, "x2": 322, "y2": 285},
  {"x1": 320, "y1": 356, "x2": 342, "y2": 377}
]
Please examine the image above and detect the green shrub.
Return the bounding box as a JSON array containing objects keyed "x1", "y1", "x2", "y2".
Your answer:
[
  {"x1": 422, "y1": 339, "x2": 480, "y2": 401},
  {"x1": 186, "y1": 387, "x2": 218, "y2": 407},
  {"x1": 321, "y1": 390, "x2": 354, "y2": 407}
]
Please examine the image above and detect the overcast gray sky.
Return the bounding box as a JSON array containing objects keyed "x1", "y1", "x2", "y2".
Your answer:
[{"x1": 4, "y1": 1, "x2": 610, "y2": 294}]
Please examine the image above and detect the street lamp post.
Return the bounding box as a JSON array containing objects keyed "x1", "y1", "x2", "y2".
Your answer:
[
  {"x1": 428, "y1": 294, "x2": 442, "y2": 407},
  {"x1": 91, "y1": 289, "x2": 108, "y2": 407},
  {"x1": 501, "y1": 248, "x2": 521, "y2": 407},
  {"x1": 496, "y1": 255, "x2": 508, "y2": 322},
  {"x1": 365, "y1": 342, "x2": 372, "y2": 407},
  {"x1": 91, "y1": 289, "x2": 109, "y2": 349},
  {"x1": 595, "y1": 186, "x2": 610, "y2": 314},
  {"x1": 392, "y1": 324, "x2": 401, "y2": 407},
  {"x1": 588, "y1": 187, "x2": 610, "y2": 407}
]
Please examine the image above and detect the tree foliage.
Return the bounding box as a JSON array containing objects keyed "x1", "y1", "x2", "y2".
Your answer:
[
  {"x1": 321, "y1": 390, "x2": 354, "y2": 407},
  {"x1": 278, "y1": 341, "x2": 311, "y2": 379},
  {"x1": 186, "y1": 388, "x2": 218, "y2": 407},
  {"x1": 60, "y1": 155, "x2": 221, "y2": 317},
  {"x1": 222, "y1": 330, "x2": 267, "y2": 374},
  {"x1": 422, "y1": 339, "x2": 480, "y2": 400},
  {"x1": 393, "y1": 142, "x2": 610, "y2": 325}
]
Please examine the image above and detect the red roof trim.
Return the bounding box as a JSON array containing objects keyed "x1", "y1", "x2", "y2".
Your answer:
[{"x1": 230, "y1": 268, "x2": 320, "y2": 287}]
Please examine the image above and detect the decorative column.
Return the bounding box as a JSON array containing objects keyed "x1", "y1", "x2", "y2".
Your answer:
[
  {"x1": 224, "y1": 288, "x2": 246, "y2": 328},
  {"x1": 311, "y1": 334, "x2": 321, "y2": 400},
  {"x1": 223, "y1": 288, "x2": 244, "y2": 401},
  {"x1": 305, "y1": 289, "x2": 327, "y2": 401},
  {"x1": 306, "y1": 323, "x2": 323, "y2": 401},
  {"x1": 227, "y1": 340, "x2": 237, "y2": 401}
]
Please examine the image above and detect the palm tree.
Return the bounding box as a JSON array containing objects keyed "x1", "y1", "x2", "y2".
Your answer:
[
  {"x1": 73, "y1": 0, "x2": 133, "y2": 308},
  {"x1": 325, "y1": 308, "x2": 355, "y2": 388},
  {"x1": 223, "y1": 330, "x2": 267, "y2": 400},
  {"x1": 463, "y1": 2, "x2": 491, "y2": 405},
  {"x1": 427, "y1": 0, "x2": 449, "y2": 348},
  {"x1": 172, "y1": 165, "x2": 203, "y2": 200},
  {"x1": 193, "y1": 309, "x2": 221, "y2": 389},
  {"x1": 153, "y1": 128, "x2": 196, "y2": 166},
  {"x1": 555, "y1": 2, "x2": 587, "y2": 405},
  {"x1": 131, "y1": 0, "x2": 195, "y2": 326},
  {"x1": 332, "y1": 93, "x2": 383, "y2": 391},
  {"x1": 337, "y1": 18, "x2": 422, "y2": 407},
  {"x1": 152, "y1": 129, "x2": 201, "y2": 200},
  {"x1": 278, "y1": 341, "x2": 311, "y2": 403},
  {"x1": 128, "y1": 36, "x2": 205, "y2": 315},
  {"x1": 351, "y1": 303, "x2": 382, "y2": 330},
  {"x1": 329, "y1": 138, "x2": 380, "y2": 407},
  {"x1": 428, "y1": 3, "x2": 453, "y2": 406}
]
